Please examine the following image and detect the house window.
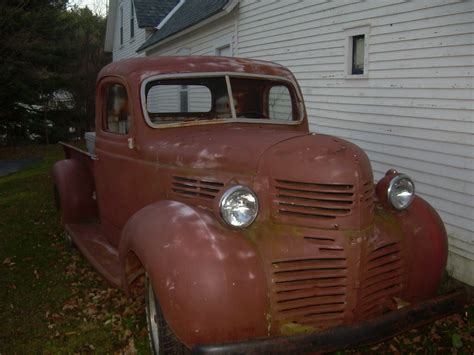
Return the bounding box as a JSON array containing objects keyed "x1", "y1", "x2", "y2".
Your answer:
[
  {"x1": 119, "y1": 6, "x2": 124, "y2": 45},
  {"x1": 351, "y1": 35, "x2": 365, "y2": 74},
  {"x1": 345, "y1": 26, "x2": 370, "y2": 78},
  {"x1": 105, "y1": 84, "x2": 130, "y2": 134},
  {"x1": 130, "y1": 0, "x2": 135, "y2": 39},
  {"x1": 180, "y1": 86, "x2": 188, "y2": 112},
  {"x1": 216, "y1": 44, "x2": 231, "y2": 56}
]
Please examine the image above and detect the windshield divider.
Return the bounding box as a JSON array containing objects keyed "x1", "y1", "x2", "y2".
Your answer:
[{"x1": 225, "y1": 75, "x2": 237, "y2": 120}]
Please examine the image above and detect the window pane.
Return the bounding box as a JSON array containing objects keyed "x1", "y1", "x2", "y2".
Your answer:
[
  {"x1": 352, "y1": 35, "x2": 365, "y2": 75},
  {"x1": 105, "y1": 84, "x2": 130, "y2": 134},
  {"x1": 147, "y1": 85, "x2": 212, "y2": 118},
  {"x1": 217, "y1": 45, "x2": 231, "y2": 56},
  {"x1": 268, "y1": 85, "x2": 293, "y2": 121}
]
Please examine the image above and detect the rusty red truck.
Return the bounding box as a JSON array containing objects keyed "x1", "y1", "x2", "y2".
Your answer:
[{"x1": 52, "y1": 57, "x2": 462, "y2": 354}]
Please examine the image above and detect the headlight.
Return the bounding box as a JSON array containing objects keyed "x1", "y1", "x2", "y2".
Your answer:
[
  {"x1": 387, "y1": 174, "x2": 415, "y2": 210},
  {"x1": 219, "y1": 185, "x2": 258, "y2": 228}
]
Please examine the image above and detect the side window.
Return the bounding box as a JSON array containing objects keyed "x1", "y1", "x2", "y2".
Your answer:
[
  {"x1": 105, "y1": 84, "x2": 130, "y2": 134},
  {"x1": 268, "y1": 85, "x2": 293, "y2": 121}
]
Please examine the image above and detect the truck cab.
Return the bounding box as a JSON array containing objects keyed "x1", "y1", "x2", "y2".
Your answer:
[{"x1": 52, "y1": 56, "x2": 451, "y2": 354}]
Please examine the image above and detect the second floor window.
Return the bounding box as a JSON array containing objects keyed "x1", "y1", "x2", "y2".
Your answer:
[
  {"x1": 119, "y1": 6, "x2": 124, "y2": 45},
  {"x1": 130, "y1": 0, "x2": 135, "y2": 39}
]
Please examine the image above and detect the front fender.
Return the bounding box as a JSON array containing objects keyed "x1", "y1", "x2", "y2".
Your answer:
[
  {"x1": 375, "y1": 196, "x2": 448, "y2": 304},
  {"x1": 119, "y1": 200, "x2": 269, "y2": 347},
  {"x1": 397, "y1": 196, "x2": 448, "y2": 303}
]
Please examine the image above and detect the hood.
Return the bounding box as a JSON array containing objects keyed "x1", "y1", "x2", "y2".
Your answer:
[
  {"x1": 145, "y1": 125, "x2": 307, "y2": 174},
  {"x1": 257, "y1": 133, "x2": 373, "y2": 184},
  {"x1": 256, "y1": 133, "x2": 374, "y2": 230}
]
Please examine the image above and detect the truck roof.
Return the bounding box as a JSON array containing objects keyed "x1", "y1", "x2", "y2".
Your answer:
[{"x1": 98, "y1": 56, "x2": 296, "y2": 83}]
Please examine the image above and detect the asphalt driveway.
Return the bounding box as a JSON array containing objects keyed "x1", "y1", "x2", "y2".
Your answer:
[{"x1": 0, "y1": 158, "x2": 41, "y2": 177}]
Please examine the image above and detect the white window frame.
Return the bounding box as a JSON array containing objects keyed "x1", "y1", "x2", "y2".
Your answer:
[
  {"x1": 344, "y1": 25, "x2": 370, "y2": 79},
  {"x1": 214, "y1": 35, "x2": 233, "y2": 56}
]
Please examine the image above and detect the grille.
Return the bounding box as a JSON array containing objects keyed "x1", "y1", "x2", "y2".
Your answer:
[
  {"x1": 358, "y1": 241, "x2": 404, "y2": 319},
  {"x1": 171, "y1": 176, "x2": 224, "y2": 199},
  {"x1": 271, "y1": 238, "x2": 347, "y2": 329},
  {"x1": 273, "y1": 179, "x2": 354, "y2": 220}
]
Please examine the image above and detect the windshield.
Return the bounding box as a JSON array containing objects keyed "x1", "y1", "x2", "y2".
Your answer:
[{"x1": 143, "y1": 74, "x2": 301, "y2": 127}]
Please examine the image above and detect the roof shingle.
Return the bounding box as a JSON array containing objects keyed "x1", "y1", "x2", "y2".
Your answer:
[
  {"x1": 138, "y1": 0, "x2": 230, "y2": 52},
  {"x1": 134, "y1": 0, "x2": 180, "y2": 28}
]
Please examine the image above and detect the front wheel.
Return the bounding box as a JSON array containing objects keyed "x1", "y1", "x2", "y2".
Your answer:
[{"x1": 145, "y1": 275, "x2": 189, "y2": 355}]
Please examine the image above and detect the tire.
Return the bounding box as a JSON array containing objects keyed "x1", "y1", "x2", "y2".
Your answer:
[
  {"x1": 63, "y1": 231, "x2": 75, "y2": 249},
  {"x1": 145, "y1": 274, "x2": 189, "y2": 355},
  {"x1": 53, "y1": 184, "x2": 61, "y2": 211}
]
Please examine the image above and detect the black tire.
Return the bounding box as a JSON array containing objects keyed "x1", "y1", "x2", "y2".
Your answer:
[
  {"x1": 145, "y1": 274, "x2": 189, "y2": 355},
  {"x1": 53, "y1": 184, "x2": 61, "y2": 211},
  {"x1": 63, "y1": 231, "x2": 75, "y2": 249},
  {"x1": 54, "y1": 184, "x2": 75, "y2": 249}
]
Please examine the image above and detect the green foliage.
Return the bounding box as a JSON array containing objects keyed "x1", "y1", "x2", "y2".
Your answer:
[
  {"x1": 0, "y1": 2, "x2": 111, "y2": 145},
  {"x1": 452, "y1": 333, "x2": 463, "y2": 348}
]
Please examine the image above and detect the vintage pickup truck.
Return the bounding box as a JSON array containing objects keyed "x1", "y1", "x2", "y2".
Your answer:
[{"x1": 52, "y1": 57, "x2": 463, "y2": 354}]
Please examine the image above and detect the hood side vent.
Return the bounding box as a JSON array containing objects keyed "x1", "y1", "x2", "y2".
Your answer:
[
  {"x1": 171, "y1": 176, "x2": 224, "y2": 199},
  {"x1": 362, "y1": 181, "x2": 374, "y2": 213}
]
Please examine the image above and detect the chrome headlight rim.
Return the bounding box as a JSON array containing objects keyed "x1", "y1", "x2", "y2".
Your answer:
[
  {"x1": 387, "y1": 173, "x2": 415, "y2": 210},
  {"x1": 219, "y1": 185, "x2": 259, "y2": 229}
]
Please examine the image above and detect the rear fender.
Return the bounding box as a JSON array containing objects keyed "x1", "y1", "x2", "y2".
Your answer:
[
  {"x1": 51, "y1": 159, "x2": 98, "y2": 224},
  {"x1": 119, "y1": 200, "x2": 268, "y2": 347}
]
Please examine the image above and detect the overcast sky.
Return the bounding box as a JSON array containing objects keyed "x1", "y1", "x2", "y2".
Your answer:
[{"x1": 69, "y1": 0, "x2": 108, "y2": 17}]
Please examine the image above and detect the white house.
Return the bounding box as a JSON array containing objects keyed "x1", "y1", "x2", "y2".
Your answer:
[{"x1": 105, "y1": 0, "x2": 474, "y2": 285}]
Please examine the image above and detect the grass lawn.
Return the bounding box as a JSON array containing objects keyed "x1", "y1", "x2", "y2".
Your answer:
[
  {"x1": 0, "y1": 145, "x2": 149, "y2": 353},
  {"x1": 0, "y1": 144, "x2": 472, "y2": 353}
]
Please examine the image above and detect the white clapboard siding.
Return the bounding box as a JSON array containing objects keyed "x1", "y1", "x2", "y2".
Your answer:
[
  {"x1": 188, "y1": 86, "x2": 212, "y2": 112},
  {"x1": 147, "y1": 85, "x2": 180, "y2": 113},
  {"x1": 268, "y1": 86, "x2": 293, "y2": 121},
  {"x1": 237, "y1": 0, "x2": 474, "y2": 285},
  {"x1": 112, "y1": 1, "x2": 147, "y2": 61}
]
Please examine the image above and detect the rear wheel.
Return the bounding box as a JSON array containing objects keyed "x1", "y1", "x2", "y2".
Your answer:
[
  {"x1": 54, "y1": 184, "x2": 75, "y2": 248},
  {"x1": 145, "y1": 275, "x2": 188, "y2": 355}
]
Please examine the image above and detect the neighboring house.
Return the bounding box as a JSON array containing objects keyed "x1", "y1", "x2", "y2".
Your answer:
[{"x1": 105, "y1": 0, "x2": 474, "y2": 285}]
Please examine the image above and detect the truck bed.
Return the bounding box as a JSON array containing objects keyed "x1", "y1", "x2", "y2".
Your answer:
[{"x1": 60, "y1": 142, "x2": 96, "y2": 175}]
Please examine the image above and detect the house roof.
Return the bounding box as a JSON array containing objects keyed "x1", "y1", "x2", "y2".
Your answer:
[
  {"x1": 134, "y1": 0, "x2": 180, "y2": 28},
  {"x1": 138, "y1": 0, "x2": 231, "y2": 52}
]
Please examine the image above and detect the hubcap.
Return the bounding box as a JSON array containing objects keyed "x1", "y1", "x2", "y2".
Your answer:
[{"x1": 146, "y1": 276, "x2": 160, "y2": 353}]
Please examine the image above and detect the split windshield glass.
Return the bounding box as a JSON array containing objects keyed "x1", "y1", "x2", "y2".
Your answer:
[{"x1": 144, "y1": 75, "x2": 299, "y2": 126}]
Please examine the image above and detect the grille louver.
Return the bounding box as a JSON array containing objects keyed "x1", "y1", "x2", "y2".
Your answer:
[
  {"x1": 359, "y1": 241, "x2": 404, "y2": 319},
  {"x1": 362, "y1": 181, "x2": 375, "y2": 212},
  {"x1": 273, "y1": 179, "x2": 354, "y2": 220},
  {"x1": 271, "y1": 237, "x2": 348, "y2": 330},
  {"x1": 171, "y1": 176, "x2": 224, "y2": 199}
]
